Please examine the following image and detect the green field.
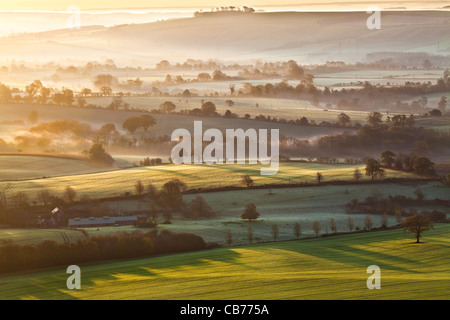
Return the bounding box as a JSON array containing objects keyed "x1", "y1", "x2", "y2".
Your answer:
[
  {"x1": 0, "y1": 154, "x2": 117, "y2": 181},
  {"x1": 2, "y1": 162, "x2": 422, "y2": 203},
  {"x1": 80, "y1": 181, "x2": 448, "y2": 246},
  {"x1": 1, "y1": 224, "x2": 449, "y2": 300},
  {"x1": 2, "y1": 181, "x2": 446, "y2": 247},
  {"x1": 0, "y1": 229, "x2": 86, "y2": 245}
]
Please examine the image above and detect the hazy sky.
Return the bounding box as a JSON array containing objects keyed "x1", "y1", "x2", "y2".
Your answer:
[{"x1": 1, "y1": 0, "x2": 449, "y2": 11}]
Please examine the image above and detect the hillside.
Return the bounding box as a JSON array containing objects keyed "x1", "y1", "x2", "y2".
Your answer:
[
  {"x1": 0, "y1": 154, "x2": 117, "y2": 181},
  {"x1": 1, "y1": 11, "x2": 449, "y2": 65},
  {"x1": 1, "y1": 224, "x2": 449, "y2": 300},
  {"x1": 2, "y1": 162, "x2": 424, "y2": 202}
]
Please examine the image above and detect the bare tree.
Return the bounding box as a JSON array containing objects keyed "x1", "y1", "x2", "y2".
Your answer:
[
  {"x1": 364, "y1": 214, "x2": 373, "y2": 230},
  {"x1": 37, "y1": 189, "x2": 53, "y2": 206},
  {"x1": 347, "y1": 216, "x2": 355, "y2": 232},
  {"x1": 381, "y1": 212, "x2": 389, "y2": 228},
  {"x1": 271, "y1": 224, "x2": 279, "y2": 241},
  {"x1": 247, "y1": 226, "x2": 254, "y2": 244},
  {"x1": 395, "y1": 209, "x2": 402, "y2": 225},
  {"x1": 64, "y1": 186, "x2": 77, "y2": 203},
  {"x1": 293, "y1": 222, "x2": 302, "y2": 240},
  {"x1": 241, "y1": 175, "x2": 254, "y2": 187},
  {"x1": 134, "y1": 180, "x2": 144, "y2": 195},
  {"x1": 226, "y1": 229, "x2": 233, "y2": 246},
  {"x1": 313, "y1": 220, "x2": 321, "y2": 237},
  {"x1": 353, "y1": 168, "x2": 363, "y2": 182},
  {"x1": 330, "y1": 218, "x2": 337, "y2": 234}
]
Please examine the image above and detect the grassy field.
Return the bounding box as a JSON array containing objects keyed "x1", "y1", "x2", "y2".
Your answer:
[
  {"x1": 80, "y1": 180, "x2": 448, "y2": 245},
  {"x1": 1, "y1": 223, "x2": 449, "y2": 300},
  {"x1": 86, "y1": 96, "x2": 372, "y2": 123},
  {"x1": 1, "y1": 162, "x2": 423, "y2": 203},
  {"x1": 415, "y1": 117, "x2": 450, "y2": 132},
  {"x1": 0, "y1": 229, "x2": 86, "y2": 245},
  {"x1": 0, "y1": 103, "x2": 350, "y2": 144},
  {"x1": 0, "y1": 154, "x2": 117, "y2": 181},
  {"x1": 2, "y1": 181, "x2": 446, "y2": 247}
]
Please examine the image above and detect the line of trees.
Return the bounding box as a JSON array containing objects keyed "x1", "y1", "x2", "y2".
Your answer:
[{"x1": 0, "y1": 229, "x2": 206, "y2": 274}]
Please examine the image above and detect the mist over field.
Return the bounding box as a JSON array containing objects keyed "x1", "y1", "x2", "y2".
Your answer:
[
  {"x1": 1, "y1": 10, "x2": 449, "y2": 65},
  {"x1": 0, "y1": 2, "x2": 449, "y2": 302}
]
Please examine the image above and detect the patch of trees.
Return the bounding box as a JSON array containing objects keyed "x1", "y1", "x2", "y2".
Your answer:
[
  {"x1": 88, "y1": 143, "x2": 114, "y2": 166},
  {"x1": 194, "y1": 6, "x2": 255, "y2": 17},
  {"x1": 140, "y1": 157, "x2": 163, "y2": 166},
  {"x1": 0, "y1": 229, "x2": 206, "y2": 274},
  {"x1": 29, "y1": 120, "x2": 93, "y2": 137},
  {"x1": 347, "y1": 189, "x2": 449, "y2": 223},
  {"x1": 187, "y1": 101, "x2": 218, "y2": 117},
  {"x1": 236, "y1": 70, "x2": 450, "y2": 113},
  {"x1": 316, "y1": 118, "x2": 450, "y2": 157},
  {"x1": 182, "y1": 195, "x2": 214, "y2": 220}
]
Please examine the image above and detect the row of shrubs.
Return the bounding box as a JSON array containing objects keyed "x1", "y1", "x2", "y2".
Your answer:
[{"x1": 0, "y1": 229, "x2": 206, "y2": 274}]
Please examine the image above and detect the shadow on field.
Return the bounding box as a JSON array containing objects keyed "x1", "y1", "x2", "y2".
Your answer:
[
  {"x1": 7, "y1": 248, "x2": 244, "y2": 300},
  {"x1": 268, "y1": 239, "x2": 425, "y2": 274},
  {"x1": 133, "y1": 166, "x2": 200, "y2": 179}
]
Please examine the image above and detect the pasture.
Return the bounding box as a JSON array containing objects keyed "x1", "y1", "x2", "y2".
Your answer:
[
  {"x1": 85, "y1": 96, "x2": 371, "y2": 123},
  {"x1": 0, "y1": 223, "x2": 448, "y2": 300},
  {"x1": 80, "y1": 181, "x2": 448, "y2": 246},
  {"x1": 0, "y1": 102, "x2": 350, "y2": 143},
  {"x1": 0, "y1": 162, "x2": 423, "y2": 203},
  {"x1": 0, "y1": 154, "x2": 117, "y2": 181},
  {"x1": 0, "y1": 228, "x2": 86, "y2": 245}
]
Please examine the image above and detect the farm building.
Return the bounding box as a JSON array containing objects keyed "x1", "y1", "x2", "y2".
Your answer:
[
  {"x1": 38, "y1": 207, "x2": 65, "y2": 228},
  {"x1": 68, "y1": 216, "x2": 138, "y2": 228}
]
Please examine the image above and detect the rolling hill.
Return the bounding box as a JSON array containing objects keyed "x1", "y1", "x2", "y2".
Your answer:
[
  {"x1": 1, "y1": 11, "x2": 449, "y2": 65},
  {"x1": 1, "y1": 223, "x2": 449, "y2": 300}
]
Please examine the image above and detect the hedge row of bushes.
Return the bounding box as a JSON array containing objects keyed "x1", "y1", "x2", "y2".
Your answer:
[{"x1": 0, "y1": 229, "x2": 206, "y2": 274}]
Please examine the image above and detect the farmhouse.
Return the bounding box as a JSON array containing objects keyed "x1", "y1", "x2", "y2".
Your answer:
[{"x1": 68, "y1": 216, "x2": 138, "y2": 228}]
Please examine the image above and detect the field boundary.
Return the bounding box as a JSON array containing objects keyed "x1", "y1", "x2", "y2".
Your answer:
[{"x1": 183, "y1": 177, "x2": 441, "y2": 195}]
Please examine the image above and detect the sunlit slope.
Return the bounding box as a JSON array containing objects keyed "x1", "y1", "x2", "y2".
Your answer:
[
  {"x1": 1, "y1": 224, "x2": 449, "y2": 300},
  {"x1": 3, "y1": 162, "x2": 422, "y2": 201}
]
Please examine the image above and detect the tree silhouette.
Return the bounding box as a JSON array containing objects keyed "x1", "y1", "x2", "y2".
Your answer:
[
  {"x1": 159, "y1": 179, "x2": 186, "y2": 211},
  {"x1": 353, "y1": 168, "x2": 363, "y2": 182},
  {"x1": 240, "y1": 203, "x2": 260, "y2": 222},
  {"x1": 134, "y1": 180, "x2": 144, "y2": 195},
  {"x1": 189, "y1": 195, "x2": 213, "y2": 219},
  {"x1": 330, "y1": 218, "x2": 337, "y2": 234},
  {"x1": 365, "y1": 159, "x2": 385, "y2": 181},
  {"x1": 381, "y1": 151, "x2": 396, "y2": 168},
  {"x1": 241, "y1": 175, "x2": 254, "y2": 187},
  {"x1": 313, "y1": 220, "x2": 321, "y2": 237},
  {"x1": 160, "y1": 101, "x2": 176, "y2": 113},
  {"x1": 337, "y1": 112, "x2": 351, "y2": 127},
  {"x1": 293, "y1": 222, "x2": 302, "y2": 239},
  {"x1": 347, "y1": 216, "x2": 354, "y2": 232},
  {"x1": 271, "y1": 224, "x2": 279, "y2": 241},
  {"x1": 247, "y1": 226, "x2": 254, "y2": 244},
  {"x1": 226, "y1": 229, "x2": 233, "y2": 246},
  {"x1": 88, "y1": 144, "x2": 114, "y2": 165},
  {"x1": 402, "y1": 214, "x2": 433, "y2": 243}
]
